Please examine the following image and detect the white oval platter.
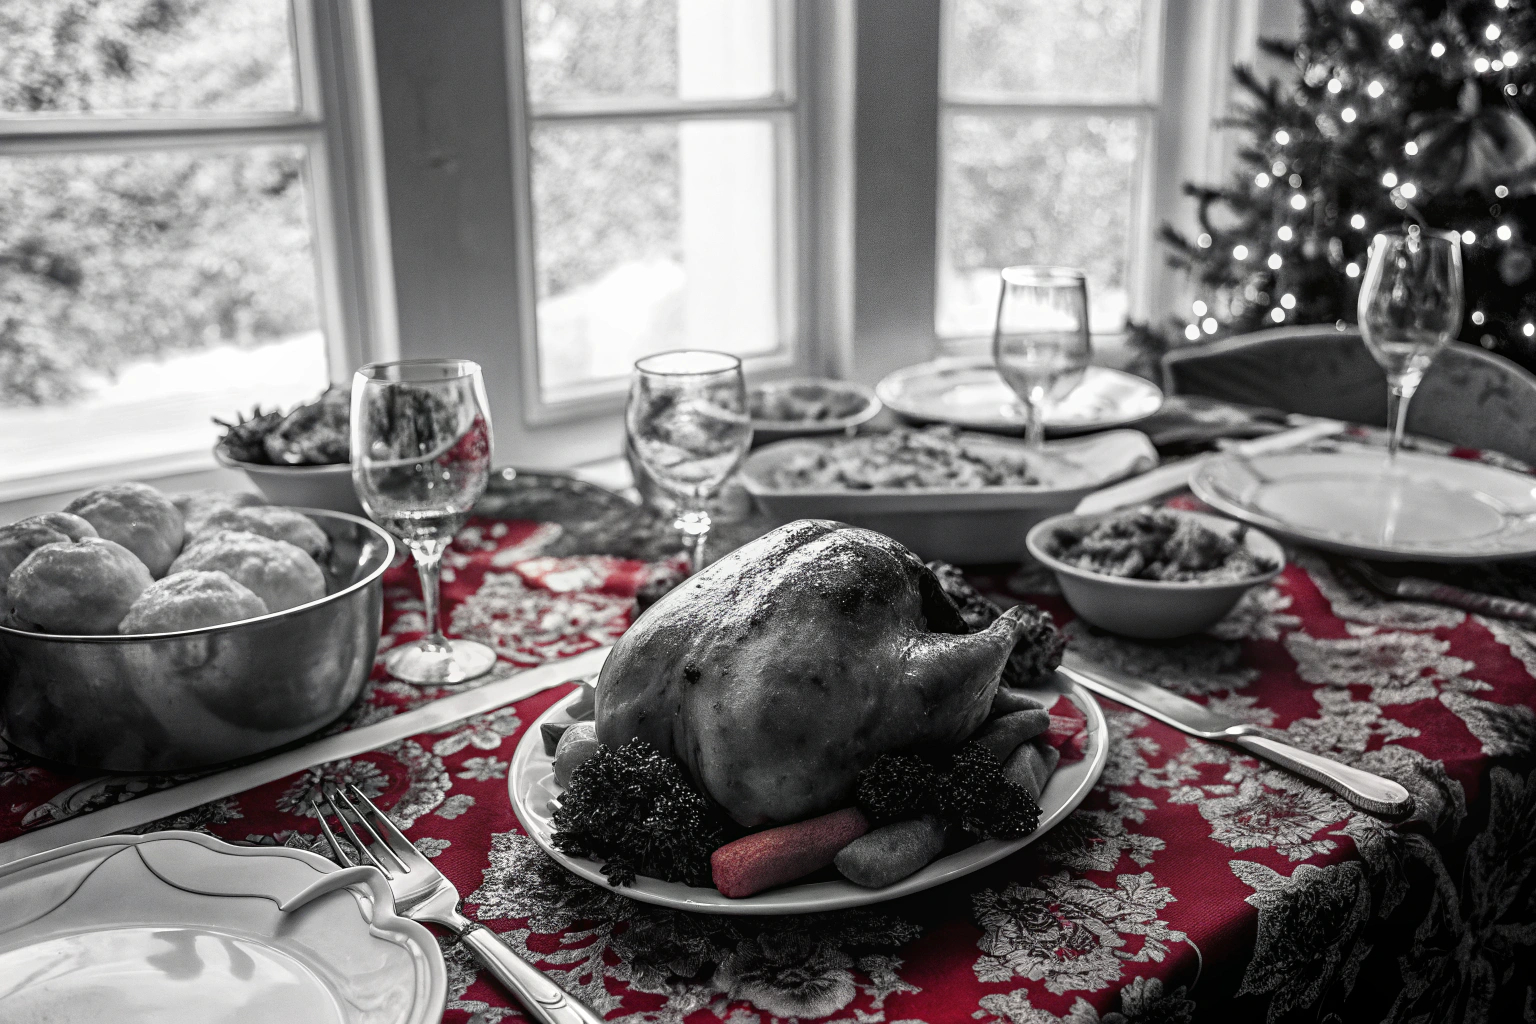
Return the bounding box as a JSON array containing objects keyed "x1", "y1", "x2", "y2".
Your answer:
[
  {"x1": 1192, "y1": 447, "x2": 1536, "y2": 562},
  {"x1": 877, "y1": 358, "x2": 1164, "y2": 434},
  {"x1": 509, "y1": 673, "x2": 1108, "y2": 915},
  {"x1": 0, "y1": 831, "x2": 446, "y2": 1024}
]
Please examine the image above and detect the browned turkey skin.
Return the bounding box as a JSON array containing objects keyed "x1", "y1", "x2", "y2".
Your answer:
[{"x1": 595, "y1": 520, "x2": 1032, "y2": 827}]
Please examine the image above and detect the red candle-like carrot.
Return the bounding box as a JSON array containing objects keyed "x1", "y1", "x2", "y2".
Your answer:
[{"x1": 711, "y1": 807, "x2": 870, "y2": 898}]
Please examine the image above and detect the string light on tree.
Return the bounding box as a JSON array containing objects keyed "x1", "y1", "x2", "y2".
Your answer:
[{"x1": 1152, "y1": 0, "x2": 1536, "y2": 371}]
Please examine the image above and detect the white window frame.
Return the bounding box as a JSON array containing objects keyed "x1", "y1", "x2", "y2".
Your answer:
[
  {"x1": 936, "y1": 0, "x2": 1167, "y2": 340},
  {"x1": 0, "y1": 0, "x2": 396, "y2": 502},
  {"x1": 502, "y1": 0, "x2": 813, "y2": 431},
  {"x1": 844, "y1": 0, "x2": 1259, "y2": 380}
]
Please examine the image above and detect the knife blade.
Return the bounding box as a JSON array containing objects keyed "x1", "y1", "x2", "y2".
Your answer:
[{"x1": 1059, "y1": 651, "x2": 1414, "y2": 818}]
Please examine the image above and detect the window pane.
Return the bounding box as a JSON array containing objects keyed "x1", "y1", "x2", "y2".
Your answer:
[
  {"x1": 0, "y1": 147, "x2": 328, "y2": 484},
  {"x1": 0, "y1": 0, "x2": 297, "y2": 115},
  {"x1": 944, "y1": 0, "x2": 1148, "y2": 102},
  {"x1": 531, "y1": 119, "x2": 779, "y2": 401},
  {"x1": 938, "y1": 113, "x2": 1141, "y2": 337},
  {"x1": 523, "y1": 0, "x2": 776, "y2": 104}
]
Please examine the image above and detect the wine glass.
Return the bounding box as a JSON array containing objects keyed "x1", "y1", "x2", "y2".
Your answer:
[
  {"x1": 993, "y1": 266, "x2": 1093, "y2": 448},
  {"x1": 626, "y1": 350, "x2": 753, "y2": 572},
  {"x1": 1358, "y1": 226, "x2": 1463, "y2": 464},
  {"x1": 351, "y1": 359, "x2": 497, "y2": 685}
]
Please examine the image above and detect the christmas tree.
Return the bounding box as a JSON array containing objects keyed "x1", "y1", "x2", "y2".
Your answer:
[{"x1": 1154, "y1": 0, "x2": 1536, "y2": 371}]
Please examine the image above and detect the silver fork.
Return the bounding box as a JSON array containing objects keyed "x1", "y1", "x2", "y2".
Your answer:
[{"x1": 313, "y1": 784, "x2": 604, "y2": 1024}]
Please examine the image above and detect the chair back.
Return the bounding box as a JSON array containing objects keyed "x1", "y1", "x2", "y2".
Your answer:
[{"x1": 1161, "y1": 325, "x2": 1536, "y2": 464}]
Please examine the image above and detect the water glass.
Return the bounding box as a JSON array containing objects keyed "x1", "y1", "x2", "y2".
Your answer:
[
  {"x1": 993, "y1": 266, "x2": 1092, "y2": 448},
  {"x1": 626, "y1": 350, "x2": 752, "y2": 572},
  {"x1": 351, "y1": 359, "x2": 497, "y2": 684},
  {"x1": 1358, "y1": 226, "x2": 1464, "y2": 463}
]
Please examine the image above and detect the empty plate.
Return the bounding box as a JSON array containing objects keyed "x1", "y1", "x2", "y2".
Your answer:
[
  {"x1": 1191, "y1": 447, "x2": 1536, "y2": 562},
  {"x1": 0, "y1": 832, "x2": 445, "y2": 1024},
  {"x1": 877, "y1": 358, "x2": 1164, "y2": 434}
]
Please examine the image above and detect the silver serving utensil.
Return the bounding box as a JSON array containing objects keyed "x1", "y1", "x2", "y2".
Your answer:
[
  {"x1": 1346, "y1": 559, "x2": 1536, "y2": 628},
  {"x1": 1059, "y1": 652, "x2": 1414, "y2": 818},
  {"x1": 1074, "y1": 417, "x2": 1346, "y2": 514},
  {"x1": 314, "y1": 785, "x2": 603, "y2": 1024}
]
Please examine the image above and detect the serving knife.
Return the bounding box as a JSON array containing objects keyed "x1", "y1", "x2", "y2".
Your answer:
[
  {"x1": 1059, "y1": 652, "x2": 1414, "y2": 818},
  {"x1": 1074, "y1": 417, "x2": 1347, "y2": 514}
]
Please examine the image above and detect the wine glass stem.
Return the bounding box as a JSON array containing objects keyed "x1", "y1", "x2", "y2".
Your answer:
[
  {"x1": 412, "y1": 545, "x2": 451, "y2": 652},
  {"x1": 1023, "y1": 397, "x2": 1046, "y2": 450},
  {"x1": 676, "y1": 507, "x2": 712, "y2": 574},
  {"x1": 1385, "y1": 376, "x2": 1416, "y2": 465}
]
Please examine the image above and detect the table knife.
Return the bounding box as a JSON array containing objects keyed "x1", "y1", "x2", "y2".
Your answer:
[{"x1": 1059, "y1": 652, "x2": 1414, "y2": 818}]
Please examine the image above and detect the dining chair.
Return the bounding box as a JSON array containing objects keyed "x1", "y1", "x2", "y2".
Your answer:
[{"x1": 1160, "y1": 324, "x2": 1536, "y2": 464}]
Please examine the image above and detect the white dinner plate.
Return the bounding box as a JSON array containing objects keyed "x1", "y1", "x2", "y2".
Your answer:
[
  {"x1": 738, "y1": 428, "x2": 1158, "y2": 563},
  {"x1": 1191, "y1": 447, "x2": 1536, "y2": 562},
  {"x1": 509, "y1": 674, "x2": 1108, "y2": 915},
  {"x1": 877, "y1": 358, "x2": 1164, "y2": 434},
  {"x1": 0, "y1": 831, "x2": 445, "y2": 1024}
]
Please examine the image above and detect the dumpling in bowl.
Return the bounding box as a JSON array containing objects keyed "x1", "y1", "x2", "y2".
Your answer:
[
  {"x1": 119, "y1": 570, "x2": 270, "y2": 634},
  {"x1": 8, "y1": 537, "x2": 153, "y2": 634},
  {"x1": 65, "y1": 482, "x2": 185, "y2": 577},
  {"x1": 0, "y1": 513, "x2": 98, "y2": 600},
  {"x1": 169, "y1": 530, "x2": 326, "y2": 613},
  {"x1": 199, "y1": 506, "x2": 330, "y2": 562},
  {"x1": 171, "y1": 490, "x2": 267, "y2": 536}
]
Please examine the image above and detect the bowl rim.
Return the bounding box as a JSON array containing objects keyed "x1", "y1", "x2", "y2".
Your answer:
[
  {"x1": 214, "y1": 444, "x2": 351, "y2": 473},
  {"x1": 747, "y1": 377, "x2": 882, "y2": 430},
  {"x1": 1025, "y1": 508, "x2": 1285, "y2": 591},
  {"x1": 0, "y1": 508, "x2": 395, "y2": 643}
]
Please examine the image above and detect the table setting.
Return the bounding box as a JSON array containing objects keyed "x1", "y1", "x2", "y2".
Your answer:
[{"x1": 3, "y1": 237, "x2": 1536, "y2": 1024}]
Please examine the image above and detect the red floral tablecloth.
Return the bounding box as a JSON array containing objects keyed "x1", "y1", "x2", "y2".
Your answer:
[{"x1": 4, "y1": 491, "x2": 1536, "y2": 1023}]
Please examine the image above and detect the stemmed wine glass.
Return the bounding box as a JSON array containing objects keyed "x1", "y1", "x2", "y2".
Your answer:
[
  {"x1": 993, "y1": 265, "x2": 1093, "y2": 448},
  {"x1": 1358, "y1": 226, "x2": 1463, "y2": 464},
  {"x1": 626, "y1": 350, "x2": 753, "y2": 573},
  {"x1": 351, "y1": 359, "x2": 498, "y2": 685}
]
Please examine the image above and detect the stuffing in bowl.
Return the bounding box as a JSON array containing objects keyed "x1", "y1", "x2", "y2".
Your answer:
[{"x1": 1027, "y1": 507, "x2": 1284, "y2": 639}]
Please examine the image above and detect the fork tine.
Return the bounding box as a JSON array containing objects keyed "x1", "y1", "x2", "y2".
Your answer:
[
  {"x1": 334, "y1": 785, "x2": 410, "y2": 874},
  {"x1": 311, "y1": 799, "x2": 354, "y2": 866},
  {"x1": 322, "y1": 785, "x2": 394, "y2": 876},
  {"x1": 345, "y1": 783, "x2": 428, "y2": 869}
]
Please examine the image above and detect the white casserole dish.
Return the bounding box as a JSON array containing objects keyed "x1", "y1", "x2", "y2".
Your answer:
[{"x1": 738, "y1": 428, "x2": 1158, "y2": 563}]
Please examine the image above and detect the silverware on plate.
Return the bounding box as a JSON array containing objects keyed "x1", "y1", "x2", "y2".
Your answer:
[
  {"x1": 313, "y1": 784, "x2": 604, "y2": 1024},
  {"x1": 1059, "y1": 652, "x2": 1414, "y2": 818},
  {"x1": 1346, "y1": 559, "x2": 1536, "y2": 628},
  {"x1": 1073, "y1": 417, "x2": 1346, "y2": 514}
]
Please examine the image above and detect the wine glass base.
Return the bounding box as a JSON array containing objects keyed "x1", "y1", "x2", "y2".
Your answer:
[{"x1": 385, "y1": 638, "x2": 498, "y2": 685}]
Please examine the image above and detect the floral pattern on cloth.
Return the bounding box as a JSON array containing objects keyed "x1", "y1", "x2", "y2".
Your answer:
[{"x1": 1, "y1": 485, "x2": 1535, "y2": 1022}]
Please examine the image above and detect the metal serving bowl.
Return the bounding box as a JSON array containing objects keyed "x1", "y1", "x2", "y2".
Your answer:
[{"x1": 0, "y1": 510, "x2": 394, "y2": 773}]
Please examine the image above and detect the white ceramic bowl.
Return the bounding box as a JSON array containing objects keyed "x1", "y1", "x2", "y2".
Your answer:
[
  {"x1": 1026, "y1": 509, "x2": 1285, "y2": 639},
  {"x1": 749, "y1": 378, "x2": 882, "y2": 445},
  {"x1": 215, "y1": 446, "x2": 363, "y2": 515}
]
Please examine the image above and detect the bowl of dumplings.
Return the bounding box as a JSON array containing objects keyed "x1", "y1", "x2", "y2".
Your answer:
[{"x1": 0, "y1": 482, "x2": 395, "y2": 772}]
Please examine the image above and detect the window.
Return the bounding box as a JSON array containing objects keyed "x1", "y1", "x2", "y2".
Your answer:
[
  {"x1": 937, "y1": 0, "x2": 1165, "y2": 340},
  {"x1": 510, "y1": 0, "x2": 801, "y2": 419},
  {"x1": 0, "y1": 0, "x2": 391, "y2": 499}
]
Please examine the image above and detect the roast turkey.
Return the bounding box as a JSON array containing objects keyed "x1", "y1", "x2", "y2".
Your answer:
[{"x1": 595, "y1": 520, "x2": 1032, "y2": 826}]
